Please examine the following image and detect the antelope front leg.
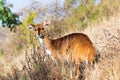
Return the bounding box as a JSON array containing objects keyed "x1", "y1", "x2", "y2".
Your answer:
[
  {"x1": 70, "y1": 63, "x2": 73, "y2": 79},
  {"x1": 75, "y1": 64, "x2": 80, "y2": 80}
]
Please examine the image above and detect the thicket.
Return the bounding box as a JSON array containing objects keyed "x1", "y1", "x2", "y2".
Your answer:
[
  {"x1": 0, "y1": 0, "x2": 120, "y2": 80},
  {"x1": 16, "y1": 0, "x2": 120, "y2": 80},
  {"x1": 59, "y1": 0, "x2": 120, "y2": 32}
]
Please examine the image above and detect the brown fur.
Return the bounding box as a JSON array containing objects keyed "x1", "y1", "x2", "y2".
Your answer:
[
  {"x1": 44, "y1": 33, "x2": 95, "y2": 64},
  {"x1": 31, "y1": 22, "x2": 96, "y2": 79}
]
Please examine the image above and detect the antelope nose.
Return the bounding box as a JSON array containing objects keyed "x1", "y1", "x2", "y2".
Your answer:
[{"x1": 38, "y1": 34, "x2": 44, "y2": 39}]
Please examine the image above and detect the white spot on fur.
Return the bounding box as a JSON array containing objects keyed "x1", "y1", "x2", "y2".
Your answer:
[
  {"x1": 45, "y1": 48, "x2": 52, "y2": 55},
  {"x1": 38, "y1": 37, "x2": 44, "y2": 47}
]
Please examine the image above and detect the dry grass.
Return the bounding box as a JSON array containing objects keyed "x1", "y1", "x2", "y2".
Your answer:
[
  {"x1": 0, "y1": 14, "x2": 120, "y2": 80},
  {"x1": 83, "y1": 16, "x2": 120, "y2": 80}
]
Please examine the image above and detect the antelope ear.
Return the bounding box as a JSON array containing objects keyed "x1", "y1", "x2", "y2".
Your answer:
[
  {"x1": 43, "y1": 20, "x2": 50, "y2": 28},
  {"x1": 29, "y1": 24, "x2": 36, "y2": 31}
]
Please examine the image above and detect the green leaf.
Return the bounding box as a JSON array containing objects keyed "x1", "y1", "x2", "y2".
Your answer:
[
  {"x1": 2, "y1": 15, "x2": 7, "y2": 21},
  {"x1": 0, "y1": 0, "x2": 21, "y2": 31},
  {"x1": 0, "y1": 6, "x2": 3, "y2": 11},
  {"x1": 8, "y1": 12, "x2": 12, "y2": 18}
]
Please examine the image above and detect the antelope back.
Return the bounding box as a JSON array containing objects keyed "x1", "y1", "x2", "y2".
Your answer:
[{"x1": 49, "y1": 33, "x2": 96, "y2": 64}]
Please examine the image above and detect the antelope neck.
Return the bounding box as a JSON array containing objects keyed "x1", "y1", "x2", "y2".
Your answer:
[
  {"x1": 38, "y1": 35, "x2": 51, "y2": 49},
  {"x1": 38, "y1": 35, "x2": 52, "y2": 56},
  {"x1": 38, "y1": 35, "x2": 45, "y2": 49}
]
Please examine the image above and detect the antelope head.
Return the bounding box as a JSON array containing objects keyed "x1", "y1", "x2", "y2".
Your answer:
[{"x1": 30, "y1": 20, "x2": 51, "y2": 39}]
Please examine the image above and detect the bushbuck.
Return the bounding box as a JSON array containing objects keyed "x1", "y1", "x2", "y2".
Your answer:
[{"x1": 30, "y1": 20, "x2": 96, "y2": 79}]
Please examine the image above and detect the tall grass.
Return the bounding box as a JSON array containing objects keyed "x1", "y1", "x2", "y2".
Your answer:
[
  {"x1": 0, "y1": 0, "x2": 120, "y2": 80},
  {"x1": 52, "y1": 0, "x2": 120, "y2": 35}
]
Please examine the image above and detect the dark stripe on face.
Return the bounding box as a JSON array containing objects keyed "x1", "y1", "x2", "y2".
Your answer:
[{"x1": 38, "y1": 28, "x2": 40, "y2": 35}]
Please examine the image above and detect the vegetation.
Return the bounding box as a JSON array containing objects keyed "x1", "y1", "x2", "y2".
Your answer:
[
  {"x1": 21, "y1": 11, "x2": 38, "y2": 47},
  {"x1": 54, "y1": 0, "x2": 120, "y2": 33},
  {"x1": 0, "y1": 0, "x2": 120, "y2": 80},
  {"x1": 0, "y1": 0, "x2": 21, "y2": 31}
]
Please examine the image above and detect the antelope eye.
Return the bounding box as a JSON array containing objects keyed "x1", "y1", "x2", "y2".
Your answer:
[
  {"x1": 41, "y1": 28, "x2": 44, "y2": 30},
  {"x1": 35, "y1": 29, "x2": 37, "y2": 31}
]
